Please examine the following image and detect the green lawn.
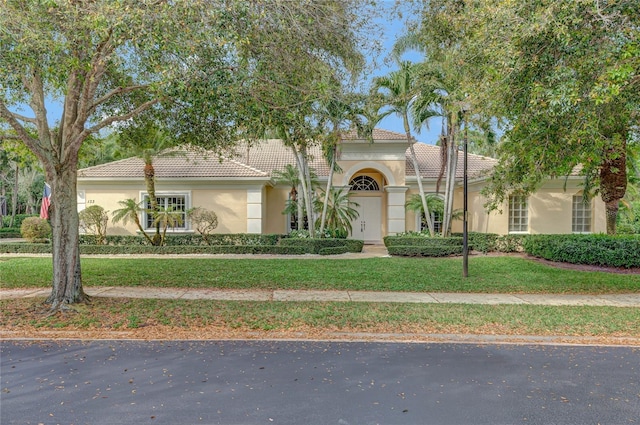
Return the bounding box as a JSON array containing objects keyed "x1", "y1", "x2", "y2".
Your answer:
[
  {"x1": 1, "y1": 298, "x2": 638, "y2": 338},
  {"x1": 2, "y1": 256, "x2": 639, "y2": 293}
]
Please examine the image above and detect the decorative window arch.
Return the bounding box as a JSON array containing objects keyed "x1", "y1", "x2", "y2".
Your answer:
[{"x1": 349, "y1": 175, "x2": 380, "y2": 191}]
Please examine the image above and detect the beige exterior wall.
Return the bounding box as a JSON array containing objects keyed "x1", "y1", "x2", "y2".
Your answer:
[
  {"x1": 464, "y1": 181, "x2": 606, "y2": 235},
  {"x1": 193, "y1": 189, "x2": 247, "y2": 234},
  {"x1": 335, "y1": 160, "x2": 406, "y2": 186},
  {"x1": 264, "y1": 186, "x2": 289, "y2": 234}
]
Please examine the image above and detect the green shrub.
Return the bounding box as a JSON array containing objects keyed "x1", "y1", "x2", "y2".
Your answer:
[
  {"x1": 522, "y1": 234, "x2": 640, "y2": 268},
  {"x1": 0, "y1": 243, "x2": 53, "y2": 254},
  {"x1": 2, "y1": 214, "x2": 34, "y2": 229},
  {"x1": 387, "y1": 245, "x2": 463, "y2": 257},
  {"x1": 0, "y1": 228, "x2": 22, "y2": 238},
  {"x1": 79, "y1": 205, "x2": 109, "y2": 245},
  {"x1": 384, "y1": 236, "x2": 463, "y2": 247},
  {"x1": 0, "y1": 244, "x2": 306, "y2": 255},
  {"x1": 319, "y1": 246, "x2": 350, "y2": 255},
  {"x1": 79, "y1": 233, "x2": 286, "y2": 246},
  {"x1": 450, "y1": 232, "x2": 527, "y2": 253},
  {"x1": 279, "y1": 238, "x2": 363, "y2": 254},
  {"x1": 20, "y1": 217, "x2": 51, "y2": 242}
]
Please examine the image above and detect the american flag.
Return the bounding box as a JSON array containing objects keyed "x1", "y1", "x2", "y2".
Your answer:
[{"x1": 40, "y1": 183, "x2": 51, "y2": 219}]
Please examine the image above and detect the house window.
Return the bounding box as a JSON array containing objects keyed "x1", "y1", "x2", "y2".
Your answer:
[
  {"x1": 419, "y1": 210, "x2": 443, "y2": 234},
  {"x1": 572, "y1": 195, "x2": 592, "y2": 233},
  {"x1": 509, "y1": 195, "x2": 528, "y2": 233},
  {"x1": 349, "y1": 175, "x2": 380, "y2": 191},
  {"x1": 143, "y1": 193, "x2": 189, "y2": 231}
]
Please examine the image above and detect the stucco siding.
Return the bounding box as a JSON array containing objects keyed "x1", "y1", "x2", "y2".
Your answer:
[
  {"x1": 193, "y1": 190, "x2": 247, "y2": 233},
  {"x1": 264, "y1": 186, "x2": 289, "y2": 234}
]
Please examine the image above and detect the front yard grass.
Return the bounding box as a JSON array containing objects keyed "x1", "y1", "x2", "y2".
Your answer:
[
  {"x1": 1, "y1": 298, "x2": 638, "y2": 339},
  {"x1": 1, "y1": 256, "x2": 639, "y2": 293}
]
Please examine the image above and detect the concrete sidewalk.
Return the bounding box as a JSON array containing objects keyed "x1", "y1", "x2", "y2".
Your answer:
[{"x1": 2, "y1": 287, "x2": 639, "y2": 307}]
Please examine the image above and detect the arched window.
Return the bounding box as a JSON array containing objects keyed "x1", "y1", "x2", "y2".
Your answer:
[{"x1": 349, "y1": 175, "x2": 380, "y2": 191}]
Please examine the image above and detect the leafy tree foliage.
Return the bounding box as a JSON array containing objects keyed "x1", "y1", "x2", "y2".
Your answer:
[
  {"x1": 0, "y1": 0, "x2": 375, "y2": 307},
  {"x1": 415, "y1": 0, "x2": 639, "y2": 234}
]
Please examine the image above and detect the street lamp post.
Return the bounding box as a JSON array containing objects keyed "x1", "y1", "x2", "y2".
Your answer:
[{"x1": 462, "y1": 108, "x2": 469, "y2": 278}]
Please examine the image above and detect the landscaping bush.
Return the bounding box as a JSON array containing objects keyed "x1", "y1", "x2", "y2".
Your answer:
[
  {"x1": 79, "y1": 233, "x2": 287, "y2": 246},
  {"x1": 0, "y1": 228, "x2": 22, "y2": 238},
  {"x1": 2, "y1": 214, "x2": 34, "y2": 229},
  {"x1": 279, "y1": 238, "x2": 363, "y2": 254},
  {"x1": 20, "y1": 217, "x2": 51, "y2": 242},
  {"x1": 319, "y1": 246, "x2": 350, "y2": 255},
  {"x1": 0, "y1": 243, "x2": 306, "y2": 255},
  {"x1": 451, "y1": 232, "x2": 527, "y2": 253},
  {"x1": 522, "y1": 234, "x2": 640, "y2": 268},
  {"x1": 384, "y1": 236, "x2": 463, "y2": 247},
  {"x1": 387, "y1": 245, "x2": 463, "y2": 257},
  {"x1": 79, "y1": 205, "x2": 109, "y2": 245}
]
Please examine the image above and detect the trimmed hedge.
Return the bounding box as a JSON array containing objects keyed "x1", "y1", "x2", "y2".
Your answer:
[
  {"x1": 522, "y1": 234, "x2": 640, "y2": 268},
  {"x1": 450, "y1": 232, "x2": 527, "y2": 253},
  {"x1": 387, "y1": 245, "x2": 463, "y2": 257},
  {"x1": 0, "y1": 228, "x2": 22, "y2": 238},
  {"x1": 319, "y1": 246, "x2": 350, "y2": 256},
  {"x1": 79, "y1": 233, "x2": 286, "y2": 246},
  {"x1": 0, "y1": 244, "x2": 306, "y2": 255},
  {"x1": 278, "y1": 238, "x2": 364, "y2": 254},
  {"x1": 383, "y1": 236, "x2": 463, "y2": 247}
]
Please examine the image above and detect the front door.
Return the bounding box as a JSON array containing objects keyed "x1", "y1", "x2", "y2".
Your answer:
[{"x1": 350, "y1": 196, "x2": 382, "y2": 243}]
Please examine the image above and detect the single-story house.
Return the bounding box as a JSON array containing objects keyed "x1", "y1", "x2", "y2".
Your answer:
[{"x1": 77, "y1": 129, "x2": 606, "y2": 243}]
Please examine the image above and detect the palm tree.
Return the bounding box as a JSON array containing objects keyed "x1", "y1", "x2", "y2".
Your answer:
[
  {"x1": 153, "y1": 205, "x2": 184, "y2": 246},
  {"x1": 316, "y1": 92, "x2": 366, "y2": 236},
  {"x1": 314, "y1": 187, "x2": 360, "y2": 236},
  {"x1": 272, "y1": 164, "x2": 303, "y2": 230},
  {"x1": 372, "y1": 61, "x2": 435, "y2": 236},
  {"x1": 116, "y1": 124, "x2": 181, "y2": 245},
  {"x1": 111, "y1": 198, "x2": 154, "y2": 245}
]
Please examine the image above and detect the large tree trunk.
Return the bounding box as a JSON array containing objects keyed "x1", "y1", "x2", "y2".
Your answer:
[
  {"x1": 45, "y1": 164, "x2": 89, "y2": 309},
  {"x1": 599, "y1": 136, "x2": 627, "y2": 235}
]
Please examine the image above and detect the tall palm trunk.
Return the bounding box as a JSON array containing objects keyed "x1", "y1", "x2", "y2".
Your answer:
[
  {"x1": 319, "y1": 143, "x2": 337, "y2": 235},
  {"x1": 441, "y1": 116, "x2": 458, "y2": 236},
  {"x1": 292, "y1": 145, "x2": 315, "y2": 237},
  {"x1": 405, "y1": 117, "x2": 434, "y2": 236},
  {"x1": 144, "y1": 162, "x2": 161, "y2": 245}
]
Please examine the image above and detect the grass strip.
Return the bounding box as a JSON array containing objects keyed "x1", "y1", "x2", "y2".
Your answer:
[
  {"x1": 1, "y1": 298, "x2": 638, "y2": 338},
  {"x1": 1, "y1": 256, "x2": 639, "y2": 294}
]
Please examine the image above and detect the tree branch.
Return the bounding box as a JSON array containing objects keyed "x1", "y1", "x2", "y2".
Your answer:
[
  {"x1": 88, "y1": 84, "x2": 151, "y2": 116},
  {"x1": 81, "y1": 98, "x2": 160, "y2": 138},
  {"x1": 0, "y1": 100, "x2": 43, "y2": 158}
]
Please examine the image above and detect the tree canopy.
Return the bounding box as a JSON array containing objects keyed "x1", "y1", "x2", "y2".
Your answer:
[
  {"x1": 414, "y1": 0, "x2": 639, "y2": 233},
  {"x1": 0, "y1": 0, "x2": 376, "y2": 307}
]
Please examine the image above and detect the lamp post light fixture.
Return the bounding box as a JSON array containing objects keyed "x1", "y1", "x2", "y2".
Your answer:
[{"x1": 461, "y1": 104, "x2": 470, "y2": 278}]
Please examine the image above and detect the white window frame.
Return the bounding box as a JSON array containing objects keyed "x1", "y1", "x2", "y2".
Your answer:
[
  {"x1": 508, "y1": 195, "x2": 529, "y2": 233},
  {"x1": 141, "y1": 191, "x2": 191, "y2": 232},
  {"x1": 415, "y1": 194, "x2": 444, "y2": 234},
  {"x1": 572, "y1": 195, "x2": 592, "y2": 233}
]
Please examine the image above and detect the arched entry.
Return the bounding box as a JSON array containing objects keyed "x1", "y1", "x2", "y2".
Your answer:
[{"x1": 348, "y1": 171, "x2": 383, "y2": 243}]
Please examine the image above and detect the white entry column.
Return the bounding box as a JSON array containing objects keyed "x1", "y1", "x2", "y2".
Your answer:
[
  {"x1": 246, "y1": 188, "x2": 263, "y2": 234},
  {"x1": 385, "y1": 186, "x2": 408, "y2": 235}
]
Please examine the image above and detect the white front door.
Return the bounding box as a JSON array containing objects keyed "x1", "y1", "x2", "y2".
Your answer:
[{"x1": 350, "y1": 196, "x2": 382, "y2": 243}]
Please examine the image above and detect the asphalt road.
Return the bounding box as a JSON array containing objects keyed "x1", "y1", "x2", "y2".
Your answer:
[{"x1": 1, "y1": 340, "x2": 639, "y2": 425}]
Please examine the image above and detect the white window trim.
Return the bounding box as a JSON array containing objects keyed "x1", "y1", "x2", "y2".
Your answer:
[
  {"x1": 415, "y1": 193, "x2": 444, "y2": 234},
  {"x1": 140, "y1": 191, "x2": 192, "y2": 233},
  {"x1": 572, "y1": 195, "x2": 592, "y2": 234},
  {"x1": 508, "y1": 195, "x2": 529, "y2": 234}
]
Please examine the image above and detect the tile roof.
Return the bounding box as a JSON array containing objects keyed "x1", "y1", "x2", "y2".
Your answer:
[
  {"x1": 78, "y1": 132, "x2": 497, "y2": 180},
  {"x1": 341, "y1": 128, "x2": 409, "y2": 140},
  {"x1": 406, "y1": 143, "x2": 497, "y2": 179}
]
